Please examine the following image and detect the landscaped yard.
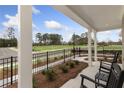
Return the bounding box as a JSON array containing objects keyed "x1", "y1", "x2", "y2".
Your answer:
[{"x1": 7, "y1": 60, "x2": 88, "y2": 88}]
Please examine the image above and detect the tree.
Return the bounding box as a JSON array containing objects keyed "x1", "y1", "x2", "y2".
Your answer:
[
  {"x1": 5, "y1": 27, "x2": 17, "y2": 47},
  {"x1": 80, "y1": 32, "x2": 88, "y2": 45},
  {"x1": 6, "y1": 27, "x2": 15, "y2": 39},
  {"x1": 42, "y1": 33, "x2": 49, "y2": 45},
  {"x1": 35, "y1": 33, "x2": 42, "y2": 44},
  {"x1": 49, "y1": 34, "x2": 63, "y2": 45},
  {"x1": 71, "y1": 33, "x2": 81, "y2": 45}
]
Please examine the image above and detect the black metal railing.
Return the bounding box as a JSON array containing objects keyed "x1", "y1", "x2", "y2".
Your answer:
[
  {"x1": 0, "y1": 48, "x2": 79, "y2": 87},
  {"x1": 0, "y1": 48, "x2": 121, "y2": 88},
  {"x1": 32, "y1": 49, "x2": 74, "y2": 74},
  {"x1": 0, "y1": 56, "x2": 17, "y2": 88}
]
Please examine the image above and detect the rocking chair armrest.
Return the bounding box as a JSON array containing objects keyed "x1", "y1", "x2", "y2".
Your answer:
[
  {"x1": 99, "y1": 69, "x2": 110, "y2": 74},
  {"x1": 80, "y1": 74, "x2": 106, "y2": 88},
  {"x1": 100, "y1": 65, "x2": 111, "y2": 71},
  {"x1": 100, "y1": 60, "x2": 111, "y2": 66},
  {"x1": 99, "y1": 61, "x2": 111, "y2": 71},
  {"x1": 102, "y1": 62, "x2": 111, "y2": 66}
]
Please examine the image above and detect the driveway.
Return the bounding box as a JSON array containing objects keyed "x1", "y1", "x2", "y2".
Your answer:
[{"x1": 0, "y1": 48, "x2": 17, "y2": 59}]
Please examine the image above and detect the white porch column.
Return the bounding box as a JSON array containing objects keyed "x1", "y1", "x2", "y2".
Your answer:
[
  {"x1": 88, "y1": 27, "x2": 92, "y2": 66},
  {"x1": 94, "y1": 30, "x2": 97, "y2": 62},
  {"x1": 122, "y1": 14, "x2": 124, "y2": 69},
  {"x1": 18, "y1": 5, "x2": 32, "y2": 88}
]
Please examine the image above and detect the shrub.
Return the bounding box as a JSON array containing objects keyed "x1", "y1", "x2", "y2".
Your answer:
[
  {"x1": 61, "y1": 56, "x2": 64, "y2": 59},
  {"x1": 33, "y1": 77, "x2": 37, "y2": 88},
  {"x1": 45, "y1": 68, "x2": 57, "y2": 81},
  {"x1": 69, "y1": 62, "x2": 75, "y2": 68},
  {"x1": 59, "y1": 65, "x2": 68, "y2": 73},
  {"x1": 74, "y1": 60, "x2": 79, "y2": 65},
  {"x1": 42, "y1": 69, "x2": 47, "y2": 75},
  {"x1": 54, "y1": 57, "x2": 58, "y2": 60},
  {"x1": 66, "y1": 62, "x2": 69, "y2": 66}
]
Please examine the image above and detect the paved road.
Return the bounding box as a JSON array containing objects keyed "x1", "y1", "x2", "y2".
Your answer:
[
  {"x1": 0, "y1": 48, "x2": 17, "y2": 59},
  {"x1": 0, "y1": 48, "x2": 71, "y2": 64}
]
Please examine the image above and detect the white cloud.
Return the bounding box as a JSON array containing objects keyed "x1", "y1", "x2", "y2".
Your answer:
[
  {"x1": 32, "y1": 23, "x2": 39, "y2": 30},
  {"x1": 44, "y1": 20, "x2": 64, "y2": 30},
  {"x1": 32, "y1": 6, "x2": 40, "y2": 15},
  {"x1": 2, "y1": 14, "x2": 18, "y2": 27},
  {"x1": 97, "y1": 29, "x2": 121, "y2": 42}
]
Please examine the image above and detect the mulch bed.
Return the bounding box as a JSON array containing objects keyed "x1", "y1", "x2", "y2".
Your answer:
[
  {"x1": 7, "y1": 61, "x2": 88, "y2": 88},
  {"x1": 0, "y1": 56, "x2": 69, "y2": 80}
]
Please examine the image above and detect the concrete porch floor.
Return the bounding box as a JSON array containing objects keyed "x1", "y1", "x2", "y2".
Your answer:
[{"x1": 61, "y1": 56, "x2": 124, "y2": 88}]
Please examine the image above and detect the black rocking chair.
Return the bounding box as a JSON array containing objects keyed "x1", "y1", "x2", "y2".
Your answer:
[
  {"x1": 80, "y1": 63, "x2": 124, "y2": 88},
  {"x1": 95, "y1": 52, "x2": 120, "y2": 87}
]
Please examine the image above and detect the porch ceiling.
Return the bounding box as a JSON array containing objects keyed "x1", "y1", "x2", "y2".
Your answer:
[{"x1": 53, "y1": 5, "x2": 124, "y2": 31}]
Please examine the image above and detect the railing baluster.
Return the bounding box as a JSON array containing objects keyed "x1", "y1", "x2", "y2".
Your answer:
[
  {"x1": 7, "y1": 58, "x2": 8, "y2": 87},
  {"x1": 64, "y1": 49, "x2": 65, "y2": 63},
  {"x1": 3, "y1": 59, "x2": 4, "y2": 88},
  {"x1": 15, "y1": 57, "x2": 16, "y2": 83},
  {"x1": 11, "y1": 56, "x2": 13, "y2": 85},
  {"x1": 47, "y1": 52, "x2": 48, "y2": 70},
  {"x1": 74, "y1": 48, "x2": 75, "y2": 59}
]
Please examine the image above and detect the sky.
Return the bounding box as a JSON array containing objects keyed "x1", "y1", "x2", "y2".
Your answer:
[{"x1": 0, "y1": 5, "x2": 121, "y2": 42}]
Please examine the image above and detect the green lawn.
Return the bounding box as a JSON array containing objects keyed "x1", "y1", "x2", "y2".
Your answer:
[
  {"x1": 33, "y1": 45, "x2": 122, "y2": 52},
  {"x1": 32, "y1": 45, "x2": 87, "y2": 52},
  {"x1": 97, "y1": 45, "x2": 122, "y2": 51}
]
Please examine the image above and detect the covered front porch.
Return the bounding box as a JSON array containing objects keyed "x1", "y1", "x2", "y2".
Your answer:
[{"x1": 17, "y1": 5, "x2": 124, "y2": 87}]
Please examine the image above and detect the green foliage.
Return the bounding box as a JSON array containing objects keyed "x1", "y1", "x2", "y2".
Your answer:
[
  {"x1": 59, "y1": 65, "x2": 68, "y2": 73},
  {"x1": 33, "y1": 77, "x2": 37, "y2": 88},
  {"x1": 74, "y1": 60, "x2": 79, "y2": 65},
  {"x1": 32, "y1": 45, "x2": 87, "y2": 52},
  {"x1": 0, "y1": 27, "x2": 17, "y2": 47},
  {"x1": 54, "y1": 57, "x2": 58, "y2": 60},
  {"x1": 36, "y1": 33, "x2": 43, "y2": 44},
  {"x1": 69, "y1": 62, "x2": 75, "y2": 68},
  {"x1": 45, "y1": 68, "x2": 57, "y2": 81},
  {"x1": 61, "y1": 56, "x2": 64, "y2": 59},
  {"x1": 42, "y1": 69, "x2": 47, "y2": 75},
  {"x1": 35, "y1": 33, "x2": 63, "y2": 45},
  {"x1": 0, "y1": 38, "x2": 17, "y2": 47},
  {"x1": 66, "y1": 62, "x2": 69, "y2": 66}
]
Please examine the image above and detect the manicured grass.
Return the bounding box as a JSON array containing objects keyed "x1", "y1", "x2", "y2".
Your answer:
[
  {"x1": 33, "y1": 45, "x2": 122, "y2": 52},
  {"x1": 97, "y1": 45, "x2": 122, "y2": 51},
  {"x1": 32, "y1": 45, "x2": 87, "y2": 52}
]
